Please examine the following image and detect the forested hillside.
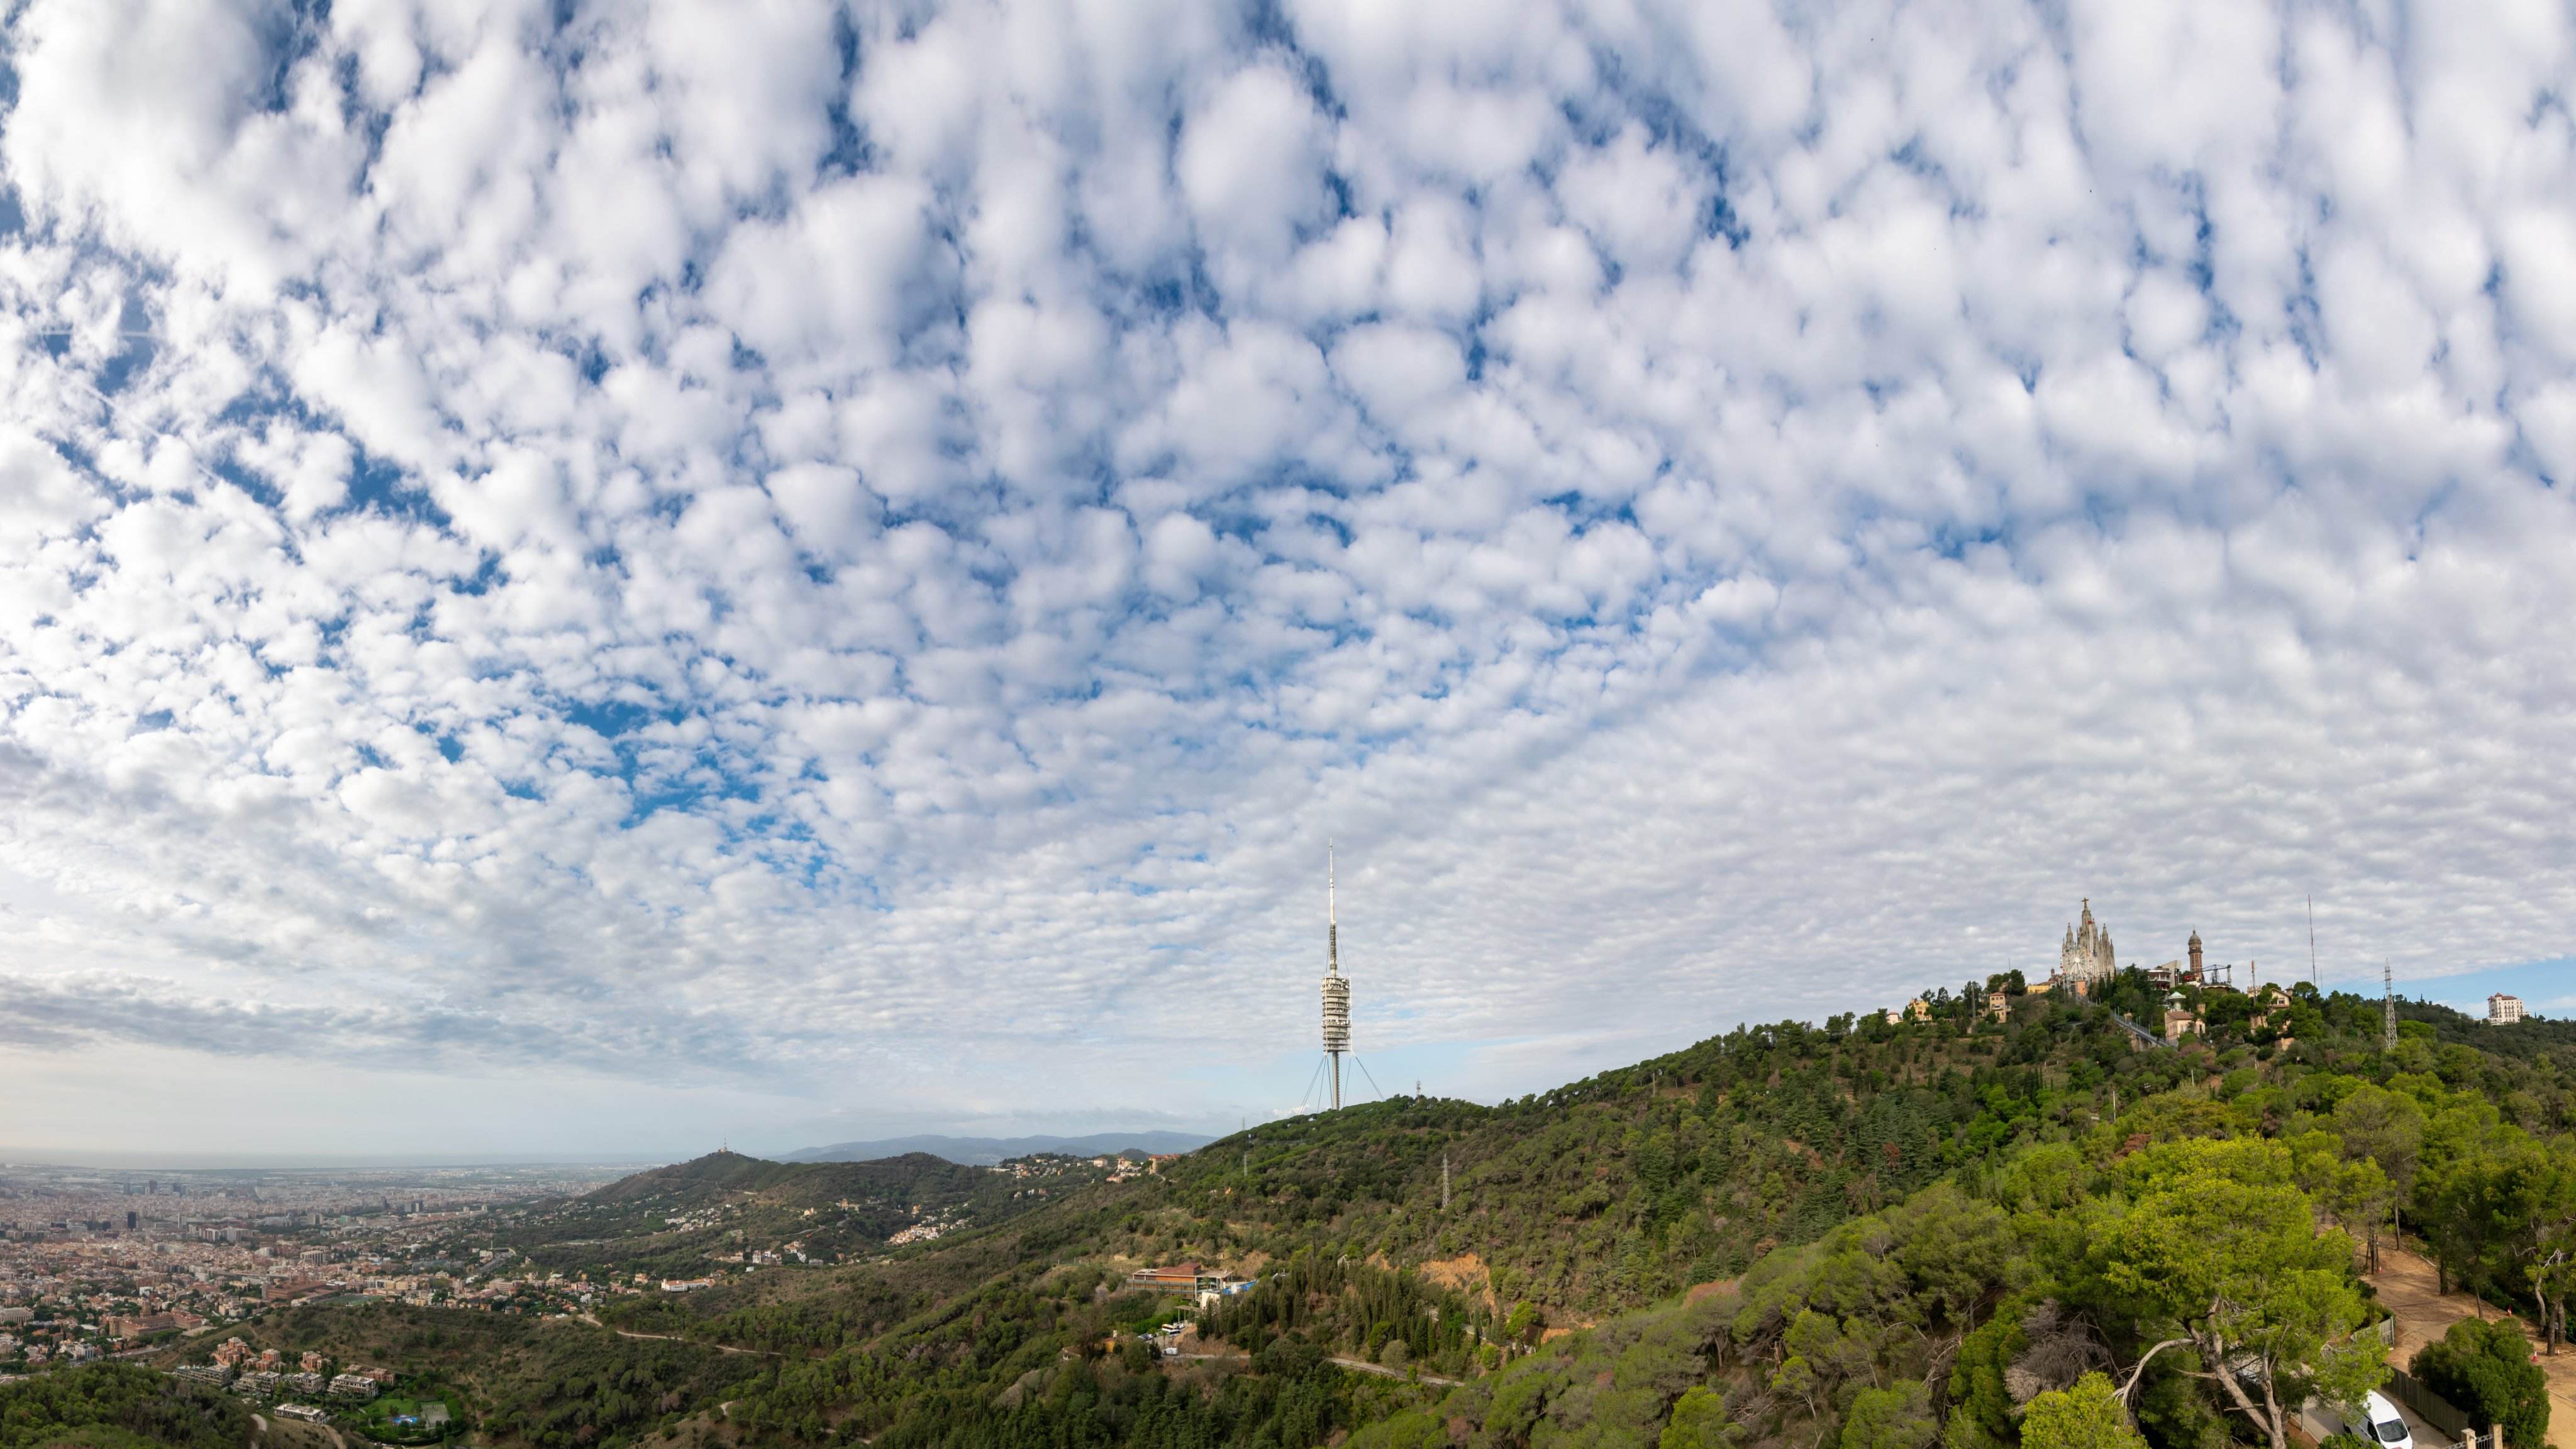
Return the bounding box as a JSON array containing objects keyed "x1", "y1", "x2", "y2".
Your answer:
[
  {"x1": 497, "y1": 1149, "x2": 1113, "y2": 1277},
  {"x1": 0, "y1": 1363, "x2": 248, "y2": 1449},
  {"x1": 629, "y1": 978, "x2": 2573, "y2": 1449},
  {"x1": 111, "y1": 976, "x2": 2576, "y2": 1449}
]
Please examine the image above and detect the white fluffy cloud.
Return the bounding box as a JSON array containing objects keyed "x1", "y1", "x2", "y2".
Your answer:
[{"x1": 2, "y1": 0, "x2": 2573, "y2": 1157}]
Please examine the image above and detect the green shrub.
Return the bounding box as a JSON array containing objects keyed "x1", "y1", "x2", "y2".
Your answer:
[
  {"x1": 2021, "y1": 1374, "x2": 2146, "y2": 1449},
  {"x1": 1661, "y1": 1385, "x2": 1737, "y2": 1449},
  {"x1": 1842, "y1": 1384, "x2": 1938, "y2": 1449},
  {"x1": 2411, "y1": 1319, "x2": 2550, "y2": 1448}
]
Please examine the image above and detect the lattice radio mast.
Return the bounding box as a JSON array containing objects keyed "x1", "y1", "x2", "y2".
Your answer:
[{"x1": 2383, "y1": 961, "x2": 2397, "y2": 1052}]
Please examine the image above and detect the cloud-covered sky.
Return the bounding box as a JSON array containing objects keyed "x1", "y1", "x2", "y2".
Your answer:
[{"x1": 4, "y1": 0, "x2": 2573, "y2": 1160}]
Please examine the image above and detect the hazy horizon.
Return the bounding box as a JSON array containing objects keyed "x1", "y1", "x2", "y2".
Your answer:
[{"x1": 4, "y1": 961, "x2": 2557, "y2": 1166}]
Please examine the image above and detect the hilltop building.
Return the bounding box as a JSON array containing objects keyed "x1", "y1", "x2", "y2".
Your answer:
[
  {"x1": 2162, "y1": 992, "x2": 2204, "y2": 1040},
  {"x1": 2489, "y1": 994, "x2": 2526, "y2": 1025},
  {"x1": 2150, "y1": 930, "x2": 2207, "y2": 989},
  {"x1": 2051, "y1": 899, "x2": 2118, "y2": 992}
]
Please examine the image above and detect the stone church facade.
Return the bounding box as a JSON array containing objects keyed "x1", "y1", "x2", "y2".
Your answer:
[{"x1": 2057, "y1": 899, "x2": 2118, "y2": 988}]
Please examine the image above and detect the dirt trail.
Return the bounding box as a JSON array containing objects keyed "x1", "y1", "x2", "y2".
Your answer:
[
  {"x1": 1327, "y1": 1355, "x2": 1463, "y2": 1388},
  {"x1": 2365, "y1": 1246, "x2": 2576, "y2": 1449},
  {"x1": 613, "y1": 1328, "x2": 777, "y2": 1357}
]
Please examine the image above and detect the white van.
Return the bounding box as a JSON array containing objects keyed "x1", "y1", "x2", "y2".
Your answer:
[{"x1": 2358, "y1": 1391, "x2": 2413, "y2": 1449}]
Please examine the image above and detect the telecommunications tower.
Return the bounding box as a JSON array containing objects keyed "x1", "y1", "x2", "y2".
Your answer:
[
  {"x1": 2383, "y1": 961, "x2": 2397, "y2": 1053},
  {"x1": 1322, "y1": 847, "x2": 1352, "y2": 1110}
]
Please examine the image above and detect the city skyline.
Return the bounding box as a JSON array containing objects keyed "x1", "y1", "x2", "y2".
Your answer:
[{"x1": 4, "y1": 0, "x2": 2575, "y2": 1159}]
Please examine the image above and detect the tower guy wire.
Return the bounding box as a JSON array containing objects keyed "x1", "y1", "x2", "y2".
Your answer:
[{"x1": 1350, "y1": 1055, "x2": 1387, "y2": 1101}]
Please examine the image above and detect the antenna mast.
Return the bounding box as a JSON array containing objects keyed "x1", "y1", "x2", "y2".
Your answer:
[
  {"x1": 2307, "y1": 894, "x2": 2318, "y2": 986},
  {"x1": 2382, "y1": 961, "x2": 2397, "y2": 1052},
  {"x1": 1321, "y1": 845, "x2": 1350, "y2": 1110}
]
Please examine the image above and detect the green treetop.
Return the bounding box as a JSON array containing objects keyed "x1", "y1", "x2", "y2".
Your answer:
[
  {"x1": 2021, "y1": 1373, "x2": 2148, "y2": 1449},
  {"x1": 2064, "y1": 1138, "x2": 2385, "y2": 1449}
]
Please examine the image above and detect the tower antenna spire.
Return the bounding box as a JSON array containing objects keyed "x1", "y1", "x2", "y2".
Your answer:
[{"x1": 2307, "y1": 894, "x2": 2318, "y2": 986}]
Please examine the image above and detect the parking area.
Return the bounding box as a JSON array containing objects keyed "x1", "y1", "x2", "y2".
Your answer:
[
  {"x1": 2307, "y1": 1396, "x2": 2453, "y2": 1449},
  {"x1": 2367, "y1": 1246, "x2": 2576, "y2": 1449}
]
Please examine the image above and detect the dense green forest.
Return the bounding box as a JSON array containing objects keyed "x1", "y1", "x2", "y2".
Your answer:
[
  {"x1": 0, "y1": 1363, "x2": 247, "y2": 1449},
  {"x1": 493, "y1": 1151, "x2": 1110, "y2": 1279},
  {"x1": 93, "y1": 975, "x2": 2576, "y2": 1449}
]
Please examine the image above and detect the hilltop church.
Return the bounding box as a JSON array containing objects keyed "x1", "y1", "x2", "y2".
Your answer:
[{"x1": 2056, "y1": 899, "x2": 2118, "y2": 989}]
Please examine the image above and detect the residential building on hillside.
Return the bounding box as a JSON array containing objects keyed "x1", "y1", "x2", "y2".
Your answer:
[
  {"x1": 2488, "y1": 993, "x2": 2525, "y2": 1024},
  {"x1": 2162, "y1": 993, "x2": 2204, "y2": 1040},
  {"x1": 103, "y1": 1311, "x2": 200, "y2": 1339}
]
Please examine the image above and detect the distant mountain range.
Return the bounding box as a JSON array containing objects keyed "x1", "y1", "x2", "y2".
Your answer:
[{"x1": 781, "y1": 1131, "x2": 1215, "y2": 1166}]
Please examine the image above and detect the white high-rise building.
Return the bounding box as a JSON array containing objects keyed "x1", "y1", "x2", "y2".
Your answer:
[{"x1": 2488, "y1": 993, "x2": 2525, "y2": 1025}]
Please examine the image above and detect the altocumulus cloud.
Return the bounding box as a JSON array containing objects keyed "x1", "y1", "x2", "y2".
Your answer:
[{"x1": 2, "y1": 0, "x2": 2575, "y2": 1152}]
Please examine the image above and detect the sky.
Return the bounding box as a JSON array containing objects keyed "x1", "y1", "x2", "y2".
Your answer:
[{"x1": 2, "y1": 0, "x2": 2573, "y2": 1164}]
